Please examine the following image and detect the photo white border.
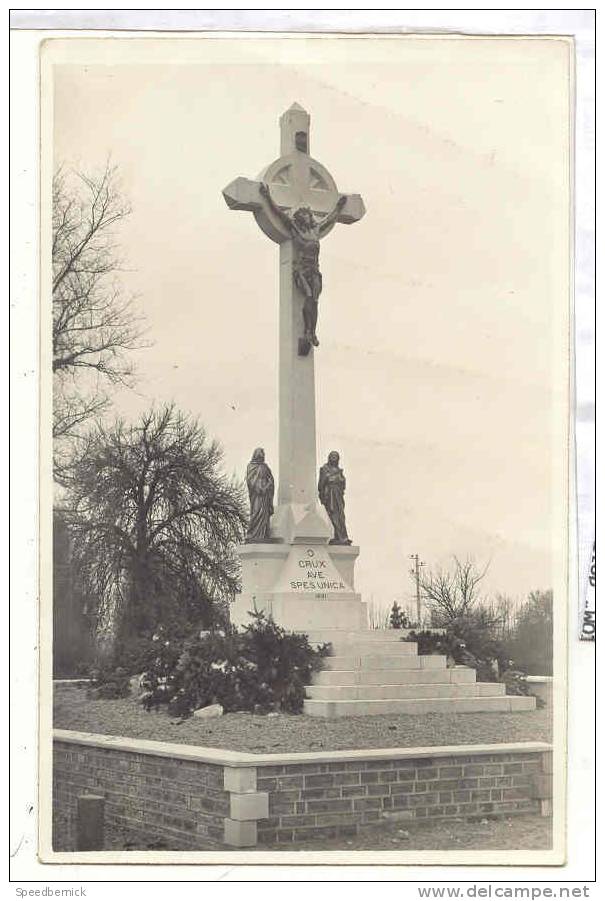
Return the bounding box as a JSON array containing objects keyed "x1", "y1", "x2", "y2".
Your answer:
[{"x1": 9, "y1": 8, "x2": 595, "y2": 888}]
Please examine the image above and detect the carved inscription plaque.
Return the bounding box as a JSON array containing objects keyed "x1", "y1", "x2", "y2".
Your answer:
[{"x1": 273, "y1": 546, "x2": 351, "y2": 595}]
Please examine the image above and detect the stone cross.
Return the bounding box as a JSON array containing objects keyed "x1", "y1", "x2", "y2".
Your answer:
[{"x1": 223, "y1": 103, "x2": 365, "y2": 541}]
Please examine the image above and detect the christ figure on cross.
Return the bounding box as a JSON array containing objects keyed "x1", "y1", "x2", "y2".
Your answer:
[{"x1": 260, "y1": 182, "x2": 347, "y2": 350}]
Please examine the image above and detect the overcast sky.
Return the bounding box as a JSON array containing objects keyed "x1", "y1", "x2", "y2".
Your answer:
[{"x1": 51, "y1": 36, "x2": 571, "y2": 611}]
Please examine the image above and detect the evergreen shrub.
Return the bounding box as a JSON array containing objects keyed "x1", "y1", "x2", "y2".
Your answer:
[{"x1": 138, "y1": 611, "x2": 330, "y2": 717}]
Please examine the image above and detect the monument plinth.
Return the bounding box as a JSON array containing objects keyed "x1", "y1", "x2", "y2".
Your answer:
[{"x1": 230, "y1": 540, "x2": 365, "y2": 634}]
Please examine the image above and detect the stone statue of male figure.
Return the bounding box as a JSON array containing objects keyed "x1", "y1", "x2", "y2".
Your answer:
[{"x1": 260, "y1": 182, "x2": 346, "y2": 353}]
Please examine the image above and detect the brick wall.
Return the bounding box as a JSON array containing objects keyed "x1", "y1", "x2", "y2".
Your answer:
[
  {"x1": 255, "y1": 751, "x2": 546, "y2": 845},
  {"x1": 53, "y1": 741, "x2": 228, "y2": 851},
  {"x1": 52, "y1": 733, "x2": 552, "y2": 850}
]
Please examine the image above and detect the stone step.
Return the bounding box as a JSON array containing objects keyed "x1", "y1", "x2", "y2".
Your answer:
[
  {"x1": 306, "y1": 681, "x2": 506, "y2": 701},
  {"x1": 327, "y1": 641, "x2": 418, "y2": 657},
  {"x1": 323, "y1": 653, "x2": 446, "y2": 671},
  {"x1": 306, "y1": 629, "x2": 414, "y2": 645},
  {"x1": 313, "y1": 666, "x2": 477, "y2": 686},
  {"x1": 304, "y1": 694, "x2": 536, "y2": 717}
]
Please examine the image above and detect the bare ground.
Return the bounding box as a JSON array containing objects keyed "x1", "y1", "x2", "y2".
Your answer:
[
  {"x1": 260, "y1": 813, "x2": 552, "y2": 851},
  {"x1": 53, "y1": 684, "x2": 551, "y2": 753},
  {"x1": 100, "y1": 813, "x2": 551, "y2": 852}
]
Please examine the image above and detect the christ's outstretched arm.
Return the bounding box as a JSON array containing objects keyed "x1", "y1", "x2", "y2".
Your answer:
[
  {"x1": 260, "y1": 182, "x2": 294, "y2": 232},
  {"x1": 318, "y1": 194, "x2": 347, "y2": 235}
]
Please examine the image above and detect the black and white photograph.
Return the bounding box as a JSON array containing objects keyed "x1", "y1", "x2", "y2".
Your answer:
[{"x1": 31, "y1": 28, "x2": 577, "y2": 867}]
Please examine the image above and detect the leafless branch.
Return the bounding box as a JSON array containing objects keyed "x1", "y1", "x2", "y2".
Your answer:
[
  {"x1": 419, "y1": 556, "x2": 490, "y2": 626},
  {"x1": 52, "y1": 162, "x2": 150, "y2": 463}
]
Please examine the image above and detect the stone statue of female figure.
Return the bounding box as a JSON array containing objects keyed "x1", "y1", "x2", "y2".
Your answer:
[
  {"x1": 245, "y1": 447, "x2": 275, "y2": 543},
  {"x1": 260, "y1": 182, "x2": 346, "y2": 353},
  {"x1": 318, "y1": 451, "x2": 352, "y2": 545}
]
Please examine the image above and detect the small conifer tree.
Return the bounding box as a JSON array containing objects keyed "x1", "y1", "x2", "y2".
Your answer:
[{"x1": 390, "y1": 601, "x2": 404, "y2": 629}]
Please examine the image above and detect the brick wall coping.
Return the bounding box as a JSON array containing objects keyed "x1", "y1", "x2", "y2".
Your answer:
[{"x1": 54, "y1": 728, "x2": 551, "y2": 768}]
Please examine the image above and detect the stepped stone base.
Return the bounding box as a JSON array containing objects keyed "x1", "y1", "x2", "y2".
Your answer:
[
  {"x1": 305, "y1": 695, "x2": 536, "y2": 717},
  {"x1": 303, "y1": 630, "x2": 536, "y2": 718},
  {"x1": 233, "y1": 544, "x2": 534, "y2": 719},
  {"x1": 306, "y1": 682, "x2": 507, "y2": 700}
]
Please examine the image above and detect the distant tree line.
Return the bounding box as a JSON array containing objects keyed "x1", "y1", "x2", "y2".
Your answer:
[{"x1": 382, "y1": 558, "x2": 552, "y2": 678}]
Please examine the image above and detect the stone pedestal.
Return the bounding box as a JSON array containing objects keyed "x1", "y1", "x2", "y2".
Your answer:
[{"x1": 231, "y1": 540, "x2": 367, "y2": 634}]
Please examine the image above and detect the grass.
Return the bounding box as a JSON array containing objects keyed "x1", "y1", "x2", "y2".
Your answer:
[{"x1": 54, "y1": 683, "x2": 551, "y2": 753}]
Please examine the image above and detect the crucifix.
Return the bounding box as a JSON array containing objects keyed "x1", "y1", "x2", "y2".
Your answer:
[{"x1": 223, "y1": 103, "x2": 365, "y2": 541}]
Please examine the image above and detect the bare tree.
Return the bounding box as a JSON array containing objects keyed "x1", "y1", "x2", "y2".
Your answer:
[
  {"x1": 64, "y1": 405, "x2": 247, "y2": 650},
  {"x1": 52, "y1": 163, "x2": 147, "y2": 477},
  {"x1": 419, "y1": 556, "x2": 490, "y2": 626},
  {"x1": 489, "y1": 592, "x2": 519, "y2": 640}
]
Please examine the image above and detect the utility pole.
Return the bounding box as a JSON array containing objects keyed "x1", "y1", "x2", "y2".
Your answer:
[{"x1": 409, "y1": 554, "x2": 425, "y2": 627}]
